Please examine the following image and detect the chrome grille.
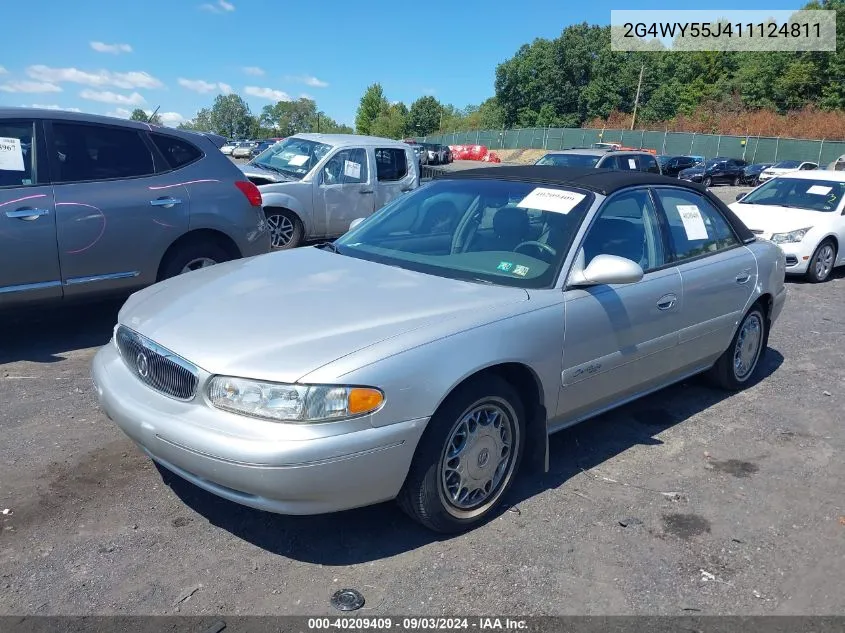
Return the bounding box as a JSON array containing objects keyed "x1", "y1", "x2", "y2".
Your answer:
[{"x1": 115, "y1": 326, "x2": 199, "y2": 400}]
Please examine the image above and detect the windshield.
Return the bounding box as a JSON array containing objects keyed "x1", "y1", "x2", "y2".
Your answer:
[
  {"x1": 738, "y1": 177, "x2": 845, "y2": 212},
  {"x1": 536, "y1": 153, "x2": 601, "y2": 168},
  {"x1": 251, "y1": 136, "x2": 332, "y2": 179},
  {"x1": 334, "y1": 179, "x2": 594, "y2": 288},
  {"x1": 773, "y1": 160, "x2": 801, "y2": 169}
]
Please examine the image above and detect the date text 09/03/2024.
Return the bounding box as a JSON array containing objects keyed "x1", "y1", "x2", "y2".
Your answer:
[{"x1": 307, "y1": 618, "x2": 530, "y2": 630}]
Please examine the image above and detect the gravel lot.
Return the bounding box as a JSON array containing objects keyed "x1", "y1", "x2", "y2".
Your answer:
[{"x1": 2, "y1": 175, "x2": 843, "y2": 617}]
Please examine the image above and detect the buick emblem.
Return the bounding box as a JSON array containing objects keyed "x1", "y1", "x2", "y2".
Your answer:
[{"x1": 136, "y1": 352, "x2": 149, "y2": 378}]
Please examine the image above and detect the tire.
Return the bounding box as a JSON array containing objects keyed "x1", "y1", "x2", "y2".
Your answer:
[
  {"x1": 805, "y1": 239, "x2": 837, "y2": 283},
  {"x1": 703, "y1": 176, "x2": 713, "y2": 187},
  {"x1": 159, "y1": 240, "x2": 232, "y2": 280},
  {"x1": 265, "y1": 209, "x2": 304, "y2": 250},
  {"x1": 732, "y1": 176, "x2": 741, "y2": 186},
  {"x1": 397, "y1": 375, "x2": 526, "y2": 533},
  {"x1": 706, "y1": 303, "x2": 768, "y2": 391}
]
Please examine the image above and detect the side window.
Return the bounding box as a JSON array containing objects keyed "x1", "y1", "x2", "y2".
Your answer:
[
  {"x1": 50, "y1": 122, "x2": 155, "y2": 183},
  {"x1": 321, "y1": 148, "x2": 368, "y2": 185},
  {"x1": 656, "y1": 188, "x2": 739, "y2": 262},
  {"x1": 641, "y1": 155, "x2": 660, "y2": 174},
  {"x1": 581, "y1": 188, "x2": 665, "y2": 272},
  {"x1": 0, "y1": 120, "x2": 37, "y2": 188},
  {"x1": 150, "y1": 133, "x2": 203, "y2": 170},
  {"x1": 374, "y1": 148, "x2": 408, "y2": 182},
  {"x1": 616, "y1": 155, "x2": 639, "y2": 171},
  {"x1": 800, "y1": 163, "x2": 816, "y2": 170}
]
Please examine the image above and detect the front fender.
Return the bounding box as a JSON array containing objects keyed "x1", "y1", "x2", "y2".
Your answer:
[{"x1": 260, "y1": 189, "x2": 313, "y2": 235}]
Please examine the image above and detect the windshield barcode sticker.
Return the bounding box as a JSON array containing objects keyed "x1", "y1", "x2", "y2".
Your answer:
[
  {"x1": 807, "y1": 185, "x2": 833, "y2": 195},
  {"x1": 677, "y1": 204, "x2": 709, "y2": 240},
  {"x1": 288, "y1": 154, "x2": 309, "y2": 166},
  {"x1": 517, "y1": 188, "x2": 586, "y2": 214}
]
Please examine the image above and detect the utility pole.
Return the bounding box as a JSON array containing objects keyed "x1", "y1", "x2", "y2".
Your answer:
[{"x1": 630, "y1": 63, "x2": 645, "y2": 131}]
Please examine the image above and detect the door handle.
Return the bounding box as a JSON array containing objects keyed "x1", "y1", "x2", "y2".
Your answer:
[
  {"x1": 149, "y1": 198, "x2": 182, "y2": 207},
  {"x1": 359, "y1": 190, "x2": 374, "y2": 195},
  {"x1": 6, "y1": 208, "x2": 50, "y2": 220},
  {"x1": 656, "y1": 294, "x2": 677, "y2": 310},
  {"x1": 735, "y1": 271, "x2": 751, "y2": 284}
]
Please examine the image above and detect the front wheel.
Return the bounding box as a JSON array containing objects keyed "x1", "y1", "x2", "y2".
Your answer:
[
  {"x1": 265, "y1": 209, "x2": 304, "y2": 250},
  {"x1": 398, "y1": 375, "x2": 525, "y2": 533},
  {"x1": 703, "y1": 176, "x2": 713, "y2": 187},
  {"x1": 805, "y1": 239, "x2": 836, "y2": 283},
  {"x1": 732, "y1": 176, "x2": 741, "y2": 186},
  {"x1": 706, "y1": 304, "x2": 768, "y2": 390}
]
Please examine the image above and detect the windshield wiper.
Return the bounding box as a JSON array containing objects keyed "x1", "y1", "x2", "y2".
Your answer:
[{"x1": 314, "y1": 241, "x2": 339, "y2": 253}]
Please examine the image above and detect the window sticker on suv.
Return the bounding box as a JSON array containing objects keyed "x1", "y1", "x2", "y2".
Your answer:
[{"x1": 0, "y1": 137, "x2": 25, "y2": 171}]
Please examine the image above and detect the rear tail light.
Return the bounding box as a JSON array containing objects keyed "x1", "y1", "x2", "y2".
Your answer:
[{"x1": 235, "y1": 180, "x2": 262, "y2": 207}]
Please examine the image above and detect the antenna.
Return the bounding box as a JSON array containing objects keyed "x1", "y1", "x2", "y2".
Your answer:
[{"x1": 147, "y1": 105, "x2": 160, "y2": 124}]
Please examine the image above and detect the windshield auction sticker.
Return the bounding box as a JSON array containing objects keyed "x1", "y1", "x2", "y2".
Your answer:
[
  {"x1": 611, "y1": 10, "x2": 836, "y2": 52},
  {"x1": 0, "y1": 137, "x2": 25, "y2": 171},
  {"x1": 517, "y1": 188, "x2": 586, "y2": 214}
]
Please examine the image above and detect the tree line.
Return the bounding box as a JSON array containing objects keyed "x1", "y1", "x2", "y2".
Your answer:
[
  {"x1": 353, "y1": 0, "x2": 845, "y2": 139},
  {"x1": 164, "y1": 94, "x2": 353, "y2": 139}
]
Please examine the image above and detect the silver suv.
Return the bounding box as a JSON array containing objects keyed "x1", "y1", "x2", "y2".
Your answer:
[
  {"x1": 240, "y1": 134, "x2": 418, "y2": 249},
  {"x1": 0, "y1": 108, "x2": 271, "y2": 309},
  {"x1": 536, "y1": 148, "x2": 662, "y2": 174}
]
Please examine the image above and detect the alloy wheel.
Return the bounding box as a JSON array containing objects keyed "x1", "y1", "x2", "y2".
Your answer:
[{"x1": 267, "y1": 213, "x2": 295, "y2": 248}]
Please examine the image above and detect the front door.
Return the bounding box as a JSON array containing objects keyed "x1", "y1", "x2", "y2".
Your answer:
[
  {"x1": 47, "y1": 120, "x2": 188, "y2": 297},
  {"x1": 652, "y1": 186, "x2": 758, "y2": 368},
  {"x1": 0, "y1": 118, "x2": 62, "y2": 306},
  {"x1": 372, "y1": 146, "x2": 417, "y2": 212},
  {"x1": 559, "y1": 187, "x2": 682, "y2": 422},
  {"x1": 313, "y1": 147, "x2": 374, "y2": 237}
]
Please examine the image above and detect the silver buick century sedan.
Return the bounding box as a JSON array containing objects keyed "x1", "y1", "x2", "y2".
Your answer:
[{"x1": 92, "y1": 166, "x2": 787, "y2": 533}]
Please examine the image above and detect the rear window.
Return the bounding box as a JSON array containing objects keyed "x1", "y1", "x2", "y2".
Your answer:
[
  {"x1": 150, "y1": 133, "x2": 203, "y2": 170},
  {"x1": 536, "y1": 153, "x2": 601, "y2": 168}
]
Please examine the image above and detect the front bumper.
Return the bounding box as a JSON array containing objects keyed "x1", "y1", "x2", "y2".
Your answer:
[
  {"x1": 778, "y1": 241, "x2": 813, "y2": 274},
  {"x1": 91, "y1": 343, "x2": 428, "y2": 515}
]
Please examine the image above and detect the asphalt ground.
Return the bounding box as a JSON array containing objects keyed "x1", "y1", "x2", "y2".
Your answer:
[{"x1": 1, "y1": 166, "x2": 843, "y2": 617}]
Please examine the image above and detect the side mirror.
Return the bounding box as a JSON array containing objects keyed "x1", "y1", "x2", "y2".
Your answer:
[
  {"x1": 348, "y1": 217, "x2": 365, "y2": 231},
  {"x1": 736, "y1": 192, "x2": 746, "y2": 201},
  {"x1": 568, "y1": 254, "x2": 644, "y2": 287}
]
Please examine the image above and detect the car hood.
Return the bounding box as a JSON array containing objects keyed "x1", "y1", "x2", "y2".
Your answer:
[
  {"x1": 239, "y1": 162, "x2": 295, "y2": 183},
  {"x1": 729, "y1": 202, "x2": 826, "y2": 233},
  {"x1": 117, "y1": 248, "x2": 529, "y2": 383}
]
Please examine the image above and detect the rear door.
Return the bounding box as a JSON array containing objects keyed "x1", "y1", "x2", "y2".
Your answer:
[
  {"x1": 313, "y1": 146, "x2": 373, "y2": 237},
  {"x1": 0, "y1": 118, "x2": 62, "y2": 306},
  {"x1": 47, "y1": 120, "x2": 189, "y2": 297},
  {"x1": 652, "y1": 186, "x2": 757, "y2": 368},
  {"x1": 372, "y1": 147, "x2": 416, "y2": 212}
]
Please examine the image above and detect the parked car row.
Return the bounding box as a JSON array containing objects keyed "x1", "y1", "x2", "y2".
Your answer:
[
  {"x1": 222, "y1": 138, "x2": 285, "y2": 159},
  {"x1": 535, "y1": 148, "x2": 662, "y2": 174}
]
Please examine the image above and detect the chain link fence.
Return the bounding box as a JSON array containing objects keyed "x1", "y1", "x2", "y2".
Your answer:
[{"x1": 419, "y1": 128, "x2": 845, "y2": 166}]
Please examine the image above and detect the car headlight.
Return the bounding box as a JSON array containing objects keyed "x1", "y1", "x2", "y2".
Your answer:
[
  {"x1": 770, "y1": 227, "x2": 811, "y2": 244},
  {"x1": 207, "y1": 376, "x2": 384, "y2": 423}
]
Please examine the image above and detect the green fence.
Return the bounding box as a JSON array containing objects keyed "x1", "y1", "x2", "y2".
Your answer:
[{"x1": 420, "y1": 128, "x2": 845, "y2": 166}]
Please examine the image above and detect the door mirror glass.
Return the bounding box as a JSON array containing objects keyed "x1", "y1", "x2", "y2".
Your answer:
[
  {"x1": 569, "y1": 254, "x2": 644, "y2": 287},
  {"x1": 348, "y1": 217, "x2": 366, "y2": 231}
]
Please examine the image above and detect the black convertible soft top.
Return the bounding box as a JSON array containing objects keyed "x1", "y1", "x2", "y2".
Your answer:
[{"x1": 442, "y1": 165, "x2": 755, "y2": 244}]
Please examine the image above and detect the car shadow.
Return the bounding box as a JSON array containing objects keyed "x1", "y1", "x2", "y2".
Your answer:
[
  {"x1": 160, "y1": 348, "x2": 784, "y2": 566},
  {"x1": 0, "y1": 298, "x2": 123, "y2": 364},
  {"x1": 787, "y1": 266, "x2": 845, "y2": 285}
]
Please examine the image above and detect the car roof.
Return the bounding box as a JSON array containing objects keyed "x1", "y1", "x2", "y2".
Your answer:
[
  {"x1": 444, "y1": 165, "x2": 707, "y2": 195},
  {"x1": 0, "y1": 106, "x2": 224, "y2": 146},
  {"x1": 770, "y1": 169, "x2": 845, "y2": 182},
  {"x1": 543, "y1": 149, "x2": 655, "y2": 157},
  {"x1": 292, "y1": 133, "x2": 409, "y2": 147}
]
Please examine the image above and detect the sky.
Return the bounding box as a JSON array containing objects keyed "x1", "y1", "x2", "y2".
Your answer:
[{"x1": 0, "y1": 0, "x2": 808, "y2": 128}]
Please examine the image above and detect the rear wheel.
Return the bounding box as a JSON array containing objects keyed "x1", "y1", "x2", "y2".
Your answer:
[
  {"x1": 706, "y1": 304, "x2": 768, "y2": 391},
  {"x1": 703, "y1": 176, "x2": 713, "y2": 187},
  {"x1": 732, "y1": 176, "x2": 741, "y2": 186},
  {"x1": 805, "y1": 239, "x2": 836, "y2": 283},
  {"x1": 398, "y1": 375, "x2": 525, "y2": 533},
  {"x1": 265, "y1": 209, "x2": 304, "y2": 250}
]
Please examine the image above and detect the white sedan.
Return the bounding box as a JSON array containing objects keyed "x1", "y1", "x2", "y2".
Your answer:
[
  {"x1": 758, "y1": 160, "x2": 817, "y2": 183},
  {"x1": 730, "y1": 170, "x2": 845, "y2": 282}
]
